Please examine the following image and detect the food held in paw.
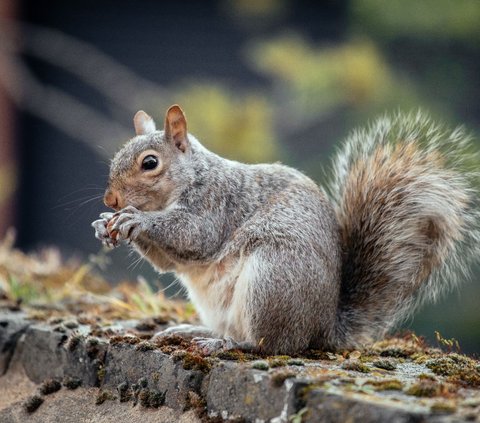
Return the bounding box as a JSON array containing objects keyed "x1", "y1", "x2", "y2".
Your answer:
[{"x1": 107, "y1": 216, "x2": 119, "y2": 241}]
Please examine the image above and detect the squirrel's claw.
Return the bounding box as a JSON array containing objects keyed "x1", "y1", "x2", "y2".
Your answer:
[
  {"x1": 192, "y1": 337, "x2": 226, "y2": 355},
  {"x1": 111, "y1": 206, "x2": 143, "y2": 243},
  {"x1": 92, "y1": 215, "x2": 118, "y2": 248},
  {"x1": 91, "y1": 218, "x2": 109, "y2": 241},
  {"x1": 100, "y1": 212, "x2": 114, "y2": 220}
]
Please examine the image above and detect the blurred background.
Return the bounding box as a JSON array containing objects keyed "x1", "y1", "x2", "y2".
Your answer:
[{"x1": 0, "y1": 0, "x2": 479, "y2": 352}]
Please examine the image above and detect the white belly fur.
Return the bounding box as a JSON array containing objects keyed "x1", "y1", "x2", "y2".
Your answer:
[{"x1": 177, "y1": 252, "x2": 259, "y2": 341}]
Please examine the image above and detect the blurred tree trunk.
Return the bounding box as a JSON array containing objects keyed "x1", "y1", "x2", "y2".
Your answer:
[{"x1": 0, "y1": 0, "x2": 18, "y2": 239}]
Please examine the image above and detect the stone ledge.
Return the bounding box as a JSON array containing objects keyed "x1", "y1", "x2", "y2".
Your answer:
[{"x1": 1, "y1": 310, "x2": 479, "y2": 422}]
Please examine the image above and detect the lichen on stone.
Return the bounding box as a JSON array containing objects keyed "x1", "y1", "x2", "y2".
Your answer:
[
  {"x1": 271, "y1": 369, "x2": 297, "y2": 387},
  {"x1": 367, "y1": 379, "x2": 403, "y2": 391},
  {"x1": 39, "y1": 378, "x2": 62, "y2": 395},
  {"x1": 23, "y1": 395, "x2": 44, "y2": 413},
  {"x1": 181, "y1": 352, "x2": 212, "y2": 373},
  {"x1": 63, "y1": 377, "x2": 82, "y2": 390},
  {"x1": 252, "y1": 360, "x2": 270, "y2": 370},
  {"x1": 372, "y1": 358, "x2": 397, "y2": 371},
  {"x1": 342, "y1": 360, "x2": 371, "y2": 373},
  {"x1": 95, "y1": 390, "x2": 117, "y2": 405}
]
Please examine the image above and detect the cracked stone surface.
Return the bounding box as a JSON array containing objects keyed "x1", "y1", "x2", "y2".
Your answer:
[
  {"x1": 0, "y1": 311, "x2": 30, "y2": 375},
  {"x1": 1, "y1": 309, "x2": 479, "y2": 423},
  {"x1": 102, "y1": 343, "x2": 204, "y2": 409}
]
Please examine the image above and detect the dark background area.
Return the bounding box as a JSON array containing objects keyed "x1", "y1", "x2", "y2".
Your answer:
[
  {"x1": 1, "y1": 0, "x2": 479, "y2": 352},
  {"x1": 17, "y1": 0, "x2": 345, "y2": 249}
]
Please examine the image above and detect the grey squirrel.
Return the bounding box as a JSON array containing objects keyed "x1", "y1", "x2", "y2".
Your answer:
[{"x1": 92, "y1": 105, "x2": 479, "y2": 354}]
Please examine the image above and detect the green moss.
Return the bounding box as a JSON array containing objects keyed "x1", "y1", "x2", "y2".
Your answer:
[
  {"x1": 426, "y1": 353, "x2": 480, "y2": 387},
  {"x1": 454, "y1": 371, "x2": 480, "y2": 387},
  {"x1": 186, "y1": 390, "x2": 206, "y2": 410},
  {"x1": 182, "y1": 353, "x2": 212, "y2": 373},
  {"x1": 139, "y1": 388, "x2": 150, "y2": 407},
  {"x1": 372, "y1": 359, "x2": 397, "y2": 371},
  {"x1": 135, "y1": 341, "x2": 155, "y2": 352},
  {"x1": 366, "y1": 379, "x2": 403, "y2": 391},
  {"x1": 86, "y1": 336, "x2": 99, "y2": 345},
  {"x1": 214, "y1": 350, "x2": 258, "y2": 361},
  {"x1": 85, "y1": 337, "x2": 100, "y2": 358},
  {"x1": 287, "y1": 358, "x2": 305, "y2": 366},
  {"x1": 109, "y1": 335, "x2": 141, "y2": 345},
  {"x1": 153, "y1": 334, "x2": 190, "y2": 348},
  {"x1": 52, "y1": 325, "x2": 67, "y2": 333},
  {"x1": 431, "y1": 401, "x2": 457, "y2": 414},
  {"x1": 406, "y1": 380, "x2": 441, "y2": 397},
  {"x1": 63, "y1": 377, "x2": 82, "y2": 390},
  {"x1": 412, "y1": 353, "x2": 430, "y2": 364},
  {"x1": 359, "y1": 355, "x2": 377, "y2": 363},
  {"x1": 271, "y1": 369, "x2": 297, "y2": 387},
  {"x1": 417, "y1": 373, "x2": 436, "y2": 381},
  {"x1": 63, "y1": 320, "x2": 79, "y2": 329},
  {"x1": 117, "y1": 382, "x2": 131, "y2": 402},
  {"x1": 269, "y1": 358, "x2": 287, "y2": 368},
  {"x1": 136, "y1": 387, "x2": 166, "y2": 408},
  {"x1": 171, "y1": 350, "x2": 187, "y2": 361},
  {"x1": 39, "y1": 378, "x2": 62, "y2": 395},
  {"x1": 426, "y1": 353, "x2": 473, "y2": 376},
  {"x1": 290, "y1": 407, "x2": 309, "y2": 423},
  {"x1": 95, "y1": 390, "x2": 116, "y2": 405},
  {"x1": 273, "y1": 355, "x2": 291, "y2": 361},
  {"x1": 379, "y1": 348, "x2": 411, "y2": 358},
  {"x1": 65, "y1": 334, "x2": 81, "y2": 351},
  {"x1": 342, "y1": 360, "x2": 371, "y2": 373},
  {"x1": 299, "y1": 382, "x2": 327, "y2": 400},
  {"x1": 148, "y1": 390, "x2": 166, "y2": 408},
  {"x1": 302, "y1": 350, "x2": 337, "y2": 360},
  {"x1": 268, "y1": 356, "x2": 291, "y2": 368},
  {"x1": 252, "y1": 360, "x2": 270, "y2": 370},
  {"x1": 24, "y1": 395, "x2": 44, "y2": 413},
  {"x1": 97, "y1": 367, "x2": 106, "y2": 382}
]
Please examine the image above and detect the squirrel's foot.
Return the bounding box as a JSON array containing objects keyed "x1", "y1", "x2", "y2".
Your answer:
[
  {"x1": 192, "y1": 337, "x2": 255, "y2": 355},
  {"x1": 152, "y1": 324, "x2": 214, "y2": 341},
  {"x1": 91, "y1": 212, "x2": 116, "y2": 248},
  {"x1": 111, "y1": 206, "x2": 144, "y2": 243}
]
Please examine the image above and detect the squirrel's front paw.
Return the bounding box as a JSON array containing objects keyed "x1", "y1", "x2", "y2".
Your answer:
[
  {"x1": 91, "y1": 212, "x2": 117, "y2": 248},
  {"x1": 110, "y1": 206, "x2": 145, "y2": 244}
]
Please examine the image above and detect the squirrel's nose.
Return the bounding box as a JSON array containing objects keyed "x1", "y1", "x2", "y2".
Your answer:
[{"x1": 104, "y1": 189, "x2": 120, "y2": 210}]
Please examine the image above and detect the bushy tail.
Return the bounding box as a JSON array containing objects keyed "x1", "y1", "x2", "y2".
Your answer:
[{"x1": 325, "y1": 112, "x2": 480, "y2": 348}]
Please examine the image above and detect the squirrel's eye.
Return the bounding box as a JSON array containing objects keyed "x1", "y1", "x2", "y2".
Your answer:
[{"x1": 141, "y1": 155, "x2": 158, "y2": 171}]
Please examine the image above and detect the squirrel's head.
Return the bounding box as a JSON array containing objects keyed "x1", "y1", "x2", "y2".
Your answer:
[{"x1": 104, "y1": 104, "x2": 194, "y2": 211}]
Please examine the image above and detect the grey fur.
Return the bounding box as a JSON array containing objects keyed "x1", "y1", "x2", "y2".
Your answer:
[{"x1": 92, "y1": 110, "x2": 479, "y2": 354}]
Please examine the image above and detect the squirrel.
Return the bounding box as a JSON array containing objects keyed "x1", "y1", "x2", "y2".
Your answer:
[{"x1": 92, "y1": 105, "x2": 479, "y2": 355}]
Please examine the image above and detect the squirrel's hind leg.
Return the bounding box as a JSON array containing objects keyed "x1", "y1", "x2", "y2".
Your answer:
[
  {"x1": 192, "y1": 337, "x2": 256, "y2": 355},
  {"x1": 152, "y1": 324, "x2": 214, "y2": 341},
  {"x1": 243, "y1": 246, "x2": 338, "y2": 355}
]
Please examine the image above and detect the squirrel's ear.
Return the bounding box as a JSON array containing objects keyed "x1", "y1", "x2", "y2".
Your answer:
[
  {"x1": 133, "y1": 110, "x2": 156, "y2": 135},
  {"x1": 164, "y1": 105, "x2": 188, "y2": 153}
]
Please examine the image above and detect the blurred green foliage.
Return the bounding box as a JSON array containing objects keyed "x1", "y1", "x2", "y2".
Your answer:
[
  {"x1": 350, "y1": 0, "x2": 480, "y2": 42},
  {"x1": 249, "y1": 36, "x2": 393, "y2": 109},
  {"x1": 174, "y1": 0, "x2": 479, "y2": 174},
  {"x1": 175, "y1": 83, "x2": 276, "y2": 163}
]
